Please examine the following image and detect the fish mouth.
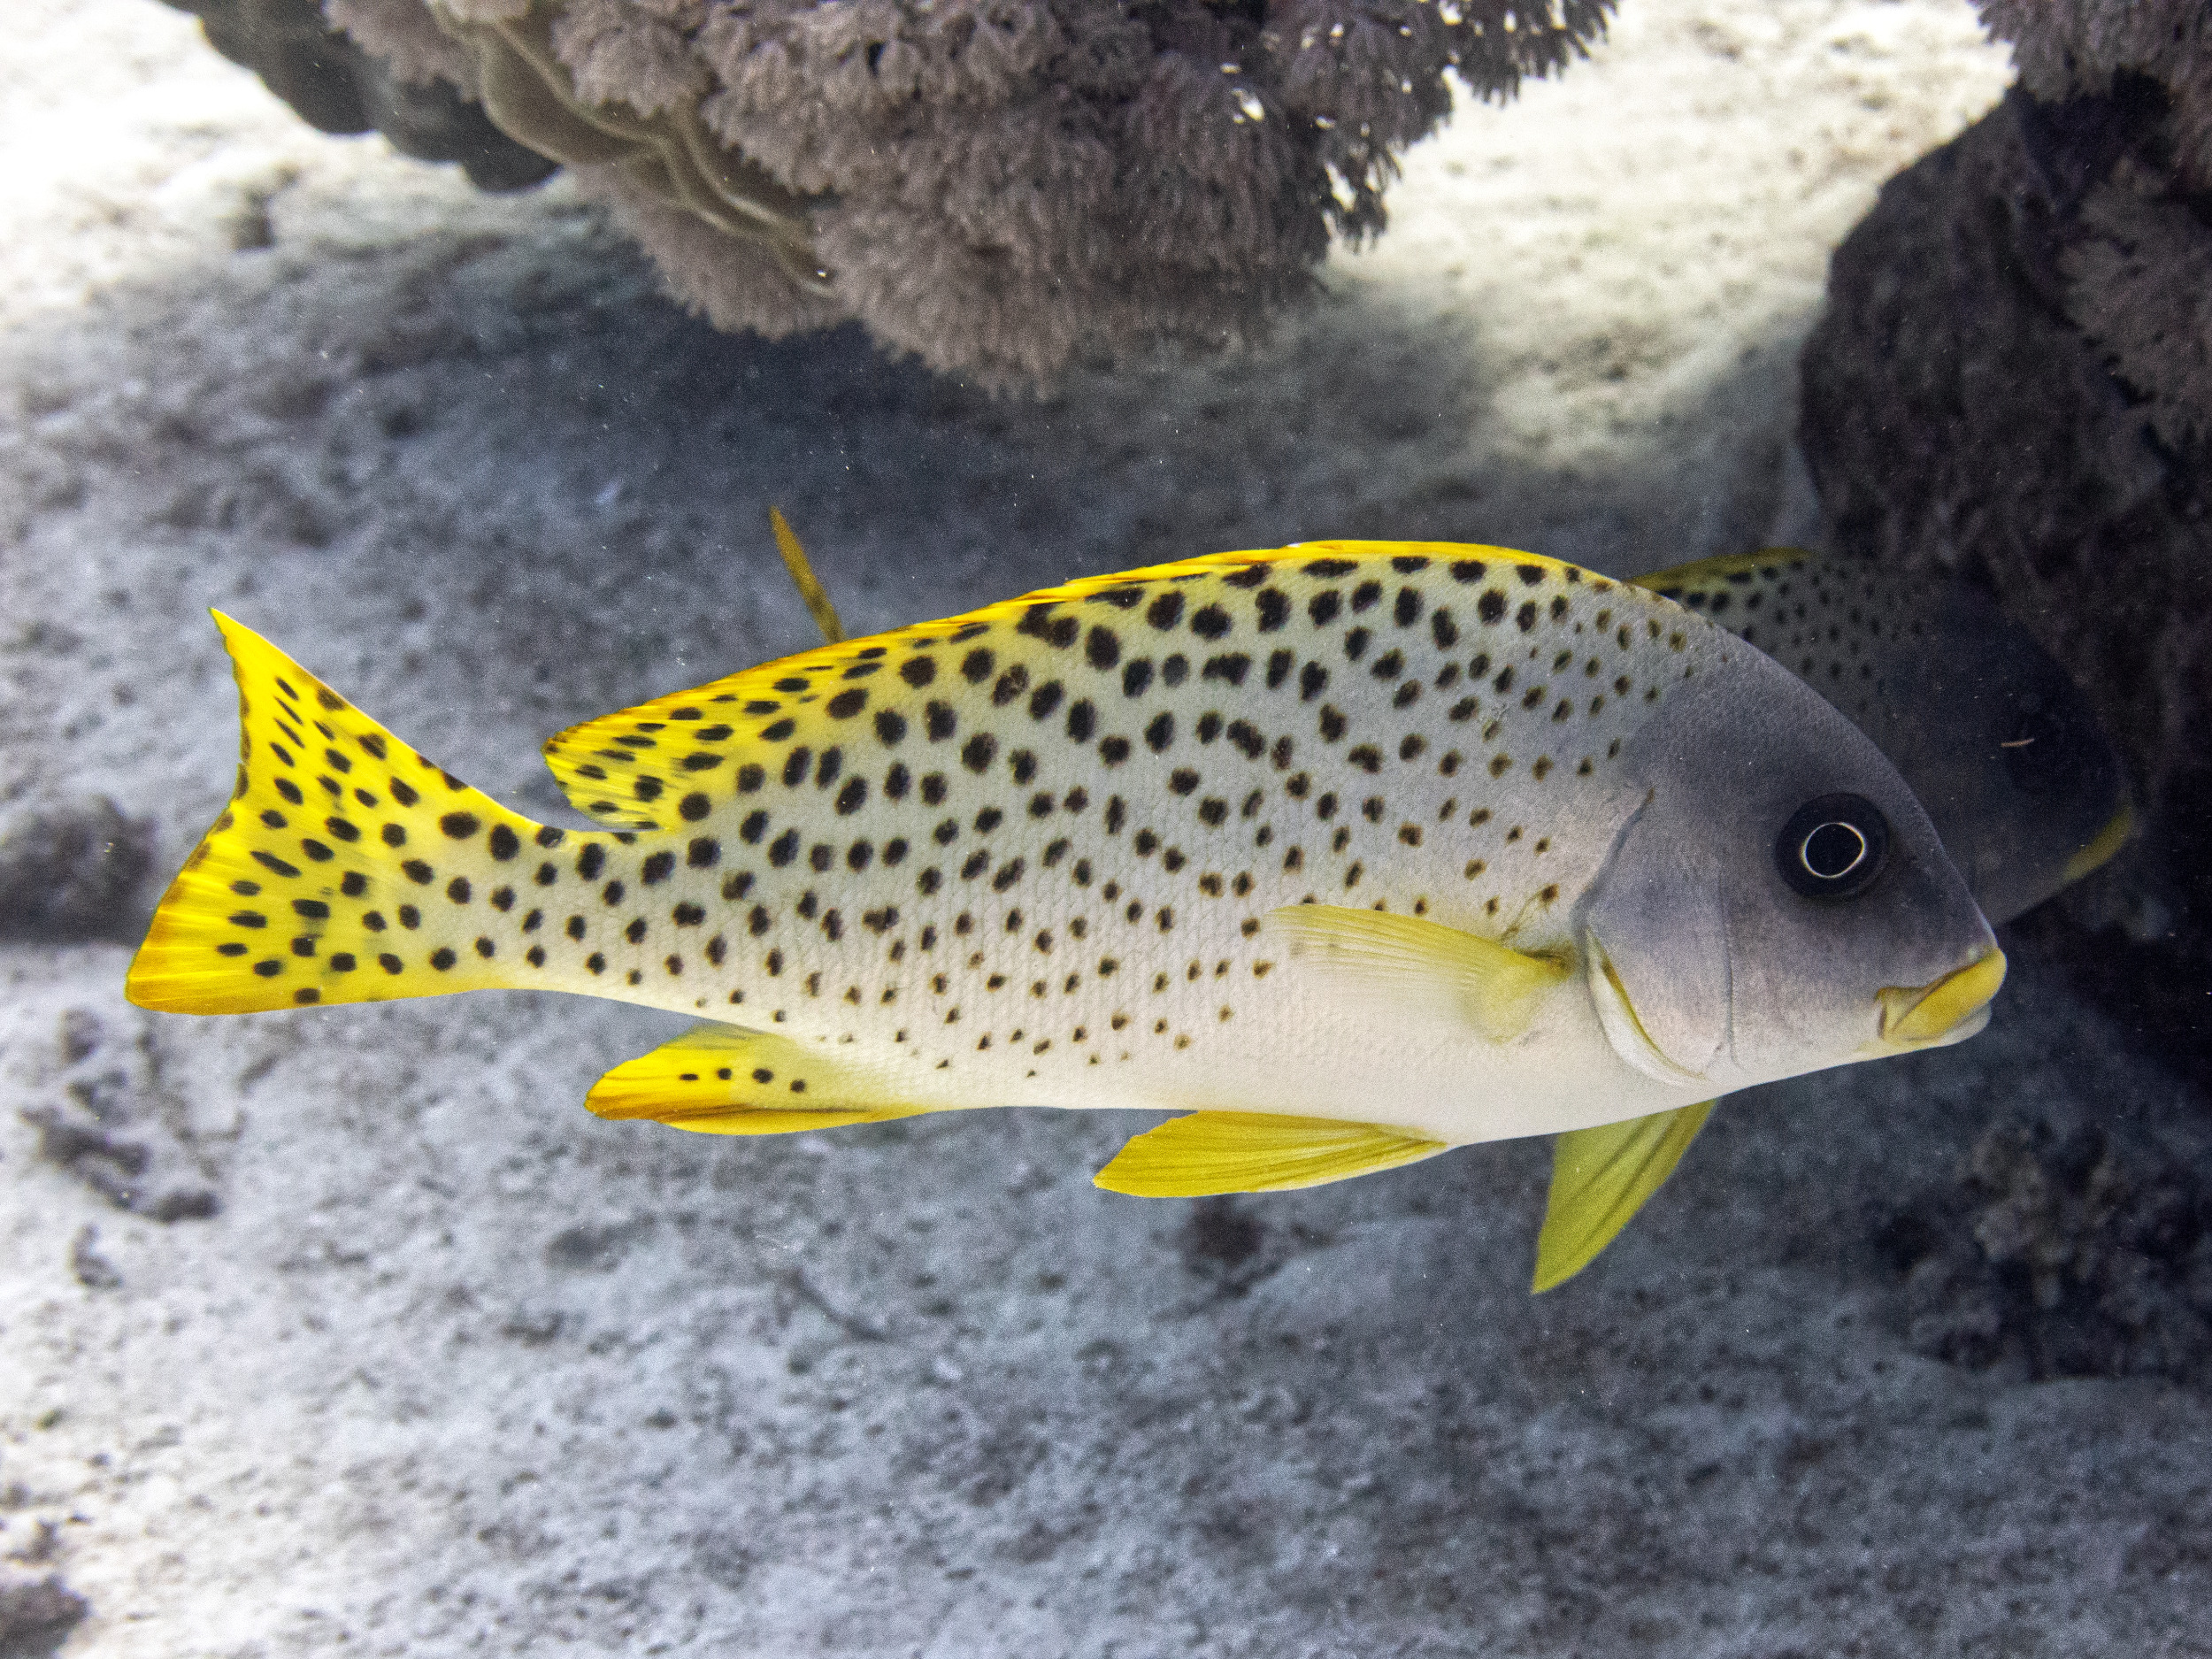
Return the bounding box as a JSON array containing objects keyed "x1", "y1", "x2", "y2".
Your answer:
[
  {"x1": 2062, "y1": 800, "x2": 2134, "y2": 885},
  {"x1": 1875, "y1": 949, "x2": 2008, "y2": 1050},
  {"x1": 1583, "y1": 929, "x2": 1711, "y2": 1087}
]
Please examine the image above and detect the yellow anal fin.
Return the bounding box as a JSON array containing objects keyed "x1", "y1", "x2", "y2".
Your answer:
[
  {"x1": 1263, "y1": 904, "x2": 1570, "y2": 1042},
  {"x1": 1532, "y1": 1102, "x2": 1715, "y2": 1293},
  {"x1": 1094, "y1": 1111, "x2": 1447, "y2": 1196},
  {"x1": 587, "y1": 1023, "x2": 934, "y2": 1135},
  {"x1": 127, "y1": 612, "x2": 587, "y2": 1016}
]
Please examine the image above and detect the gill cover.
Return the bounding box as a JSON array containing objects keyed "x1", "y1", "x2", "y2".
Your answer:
[{"x1": 1579, "y1": 799, "x2": 1728, "y2": 1086}]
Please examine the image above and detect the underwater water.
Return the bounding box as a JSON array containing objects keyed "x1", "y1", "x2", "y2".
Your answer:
[{"x1": 7, "y1": 1, "x2": 2211, "y2": 1655}]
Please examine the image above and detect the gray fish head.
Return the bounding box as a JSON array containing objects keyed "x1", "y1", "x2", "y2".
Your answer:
[
  {"x1": 1855, "y1": 583, "x2": 2131, "y2": 925},
  {"x1": 1577, "y1": 646, "x2": 2001, "y2": 1094}
]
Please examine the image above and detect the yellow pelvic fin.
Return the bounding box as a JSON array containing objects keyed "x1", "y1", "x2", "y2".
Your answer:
[
  {"x1": 1093, "y1": 1111, "x2": 1448, "y2": 1197},
  {"x1": 127, "y1": 613, "x2": 580, "y2": 1017},
  {"x1": 1532, "y1": 1102, "x2": 1714, "y2": 1293},
  {"x1": 1262, "y1": 904, "x2": 1570, "y2": 1042},
  {"x1": 587, "y1": 1023, "x2": 933, "y2": 1135},
  {"x1": 770, "y1": 508, "x2": 847, "y2": 645}
]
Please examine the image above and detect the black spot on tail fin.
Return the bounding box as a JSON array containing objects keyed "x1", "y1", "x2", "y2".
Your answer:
[{"x1": 126, "y1": 611, "x2": 603, "y2": 1015}]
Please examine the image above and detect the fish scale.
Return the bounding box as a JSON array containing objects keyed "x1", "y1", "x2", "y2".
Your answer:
[
  {"x1": 1640, "y1": 547, "x2": 1923, "y2": 736},
  {"x1": 130, "y1": 541, "x2": 1725, "y2": 1141},
  {"x1": 533, "y1": 539, "x2": 1714, "y2": 1109}
]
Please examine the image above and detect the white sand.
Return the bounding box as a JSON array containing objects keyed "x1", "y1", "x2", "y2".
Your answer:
[{"x1": 12, "y1": 3, "x2": 2211, "y2": 1654}]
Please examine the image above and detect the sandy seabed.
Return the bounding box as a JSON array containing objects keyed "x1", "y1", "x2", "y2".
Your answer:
[{"x1": 6, "y1": 2, "x2": 2212, "y2": 1654}]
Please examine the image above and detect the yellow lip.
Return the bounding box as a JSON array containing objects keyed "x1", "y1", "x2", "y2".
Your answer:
[
  {"x1": 2061, "y1": 800, "x2": 2134, "y2": 885},
  {"x1": 1878, "y1": 949, "x2": 2008, "y2": 1047}
]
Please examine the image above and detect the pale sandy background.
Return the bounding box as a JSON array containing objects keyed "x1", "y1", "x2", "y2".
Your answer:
[{"x1": 8, "y1": 3, "x2": 2211, "y2": 1655}]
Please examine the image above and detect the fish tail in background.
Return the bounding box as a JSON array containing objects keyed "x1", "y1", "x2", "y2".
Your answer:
[{"x1": 127, "y1": 611, "x2": 569, "y2": 1015}]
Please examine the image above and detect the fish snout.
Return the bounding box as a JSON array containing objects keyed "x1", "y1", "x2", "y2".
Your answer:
[{"x1": 1876, "y1": 949, "x2": 2008, "y2": 1050}]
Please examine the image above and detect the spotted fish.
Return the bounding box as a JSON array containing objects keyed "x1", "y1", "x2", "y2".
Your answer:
[
  {"x1": 1641, "y1": 547, "x2": 2131, "y2": 925},
  {"x1": 1532, "y1": 546, "x2": 2133, "y2": 1292},
  {"x1": 127, "y1": 541, "x2": 2005, "y2": 1258}
]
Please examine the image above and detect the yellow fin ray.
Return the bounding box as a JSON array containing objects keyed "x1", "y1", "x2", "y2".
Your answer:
[
  {"x1": 1532, "y1": 1102, "x2": 1715, "y2": 1293},
  {"x1": 1262, "y1": 903, "x2": 1570, "y2": 1042},
  {"x1": 1633, "y1": 546, "x2": 1817, "y2": 600},
  {"x1": 127, "y1": 613, "x2": 590, "y2": 1016},
  {"x1": 770, "y1": 508, "x2": 847, "y2": 644},
  {"x1": 1093, "y1": 1111, "x2": 1448, "y2": 1196},
  {"x1": 587, "y1": 1023, "x2": 934, "y2": 1135}
]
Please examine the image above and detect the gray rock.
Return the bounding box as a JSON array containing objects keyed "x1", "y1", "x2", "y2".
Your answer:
[{"x1": 0, "y1": 795, "x2": 154, "y2": 942}]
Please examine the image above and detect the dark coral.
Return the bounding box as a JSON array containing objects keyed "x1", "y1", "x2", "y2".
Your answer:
[
  {"x1": 1882, "y1": 1118, "x2": 2212, "y2": 1383},
  {"x1": 0, "y1": 796, "x2": 155, "y2": 942},
  {"x1": 1798, "y1": 80, "x2": 2212, "y2": 964},
  {"x1": 161, "y1": 0, "x2": 561, "y2": 189},
  {"x1": 0, "y1": 1578, "x2": 90, "y2": 1659},
  {"x1": 182, "y1": 0, "x2": 1611, "y2": 385}
]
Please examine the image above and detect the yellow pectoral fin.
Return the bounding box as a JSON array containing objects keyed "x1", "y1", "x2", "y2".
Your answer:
[
  {"x1": 1094, "y1": 1111, "x2": 1448, "y2": 1197},
  {"x1": 1532, "y1": 1101, "x2": 1715, "y2": 1294},
  {"x1": 587, "y1": 1024, "x2": 934, "y2": 1136},
  {"x1": 1261, "y1": 905, "x2": 1570, "y2": 1042}
]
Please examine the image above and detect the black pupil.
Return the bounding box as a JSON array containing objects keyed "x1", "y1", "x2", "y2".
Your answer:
[
  {"x1": 1775, "y1": 792, "x2": 1889, "y2": 901},
  {"x1": 1801, "y1": 821, "x2": 1868, "y2": 879}
]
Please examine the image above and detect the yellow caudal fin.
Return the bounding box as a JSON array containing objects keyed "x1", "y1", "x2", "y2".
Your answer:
[
  {"x1": 127, "y1": 612, "x2": 604, "y2": 1015},
  {"x1": 587, "y1": 1023, "x2": 935, "y2": 1134},
  {"x1": 1531, "y1": 1102, "x2": 1715, "y2": 1293},
  {"x1": 1262, "y1": 904, "x2": 1571, "y2": 1042},
  {"x1": 1093, "y1": 1111, "x2": 1448, "y2": 1196}
]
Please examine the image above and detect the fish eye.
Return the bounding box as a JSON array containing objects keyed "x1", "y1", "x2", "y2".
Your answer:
[{"x1": 1775, "y1": 794, "x2": 1890, "y2": 900}]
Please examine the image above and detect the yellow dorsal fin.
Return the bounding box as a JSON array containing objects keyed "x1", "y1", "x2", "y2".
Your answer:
[
  {"x1": 1632, "y1": 545, "x2": 1818, "y2": 600},
  {"x1": 770, "y1": 508, "x2": 847, "y2": 644},
  {"x1": 1532, "y1": 1102, "x2": 1714, "y2": 1293},
  {"x1": 586, "y1": 1022, "x2": 934, "y2": 1134},
  {"x1": 1093, "y1": 1111, "x2": 1448, "y2": 1196},
  {"x1": 539, "y1": 539, "x2": 1626, "y2": 832},
  {"x1": 1262, "y1": 903, "x2": 1571, "y2": 1042},
  {"x1": 126, "y1": 612, "x2": 609, "y2": 1016}
]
